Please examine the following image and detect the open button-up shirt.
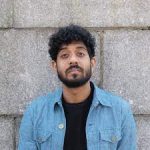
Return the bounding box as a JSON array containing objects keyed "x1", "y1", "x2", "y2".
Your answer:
[{"x1": 18, "y1": 84, "x2": 137, "y2": 150}]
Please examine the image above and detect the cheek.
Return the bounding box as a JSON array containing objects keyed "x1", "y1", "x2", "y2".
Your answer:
[
  {"x1": 56, "y1": 63, "x2": 67, "y2": 73},
  {"x1": 82, "y1": 61, "x2": 91, "y2": 70}
]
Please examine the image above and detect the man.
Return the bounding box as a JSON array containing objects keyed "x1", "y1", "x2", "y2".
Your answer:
[{"x1": 18, "y1": 24, "x2": 136, "y2": 150}]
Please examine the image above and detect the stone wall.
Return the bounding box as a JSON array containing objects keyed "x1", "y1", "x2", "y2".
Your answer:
[{"x1": 0, "y1": 0, "x2": 150, "y2": 149}]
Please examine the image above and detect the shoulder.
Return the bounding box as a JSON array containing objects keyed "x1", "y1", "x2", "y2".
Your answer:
[
  {"x1": 95, "y1": 86, "x2": 132, "y2": 114},
  {"x1": 28, "y1": 93, "x2": 52, "y2": 109},
  {"x1": 106, "y1": 90, "x2": 130, "y2": 108},
  {"x1": 23, "y1": 88, "x2": 60, "y2": 115},
  {"x1": 22, "y1": 93, "x2": 50, "y2": 118},
  {"x1": 94, "y1": 86, "x2": 136, "y2": 130}
]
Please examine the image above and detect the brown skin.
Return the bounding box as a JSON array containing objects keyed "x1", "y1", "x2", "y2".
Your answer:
[{"x1": 51, "y1": 41, "x2": 96, "y2": 103}]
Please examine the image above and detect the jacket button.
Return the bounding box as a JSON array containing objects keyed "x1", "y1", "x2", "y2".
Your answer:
[
  {"x1": 58, "y1": 123, "x2": 64, "y2": 129},
  {"x1": 111, "y1": 136, "x2": 117, "y2": 143}
]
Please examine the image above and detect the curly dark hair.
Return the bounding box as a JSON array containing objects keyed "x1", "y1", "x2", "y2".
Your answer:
[{"x1": 48, "y1": 24, "x2": 96, "y2": 61}]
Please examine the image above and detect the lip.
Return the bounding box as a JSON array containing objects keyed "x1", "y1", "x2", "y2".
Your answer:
[{"x1": 67, "y1": 68, "x2": 81, "y2": 74}]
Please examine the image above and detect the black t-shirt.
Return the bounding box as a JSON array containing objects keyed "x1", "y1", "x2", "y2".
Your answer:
[{"x1": 62, "y1": 82, "x2": 94, "y2": 150}]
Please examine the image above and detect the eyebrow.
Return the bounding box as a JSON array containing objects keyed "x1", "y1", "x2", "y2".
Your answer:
[
  {"x1": 59, "y1": 46, "x2": 87, "y2": 51},
  {"x1": 59, "y1": 47, "x2": 67, "y2": 51},
  {"x1": 76, "y1": 46, "x2": 87, "y2": 50}
]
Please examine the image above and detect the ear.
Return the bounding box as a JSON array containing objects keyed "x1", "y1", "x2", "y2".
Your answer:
[
  {"x1": 91, "y1": 57, "x2": 96, "y2": 68},
  {"x1": 90, "y1": 57, "x2": 96, "y2": 73},
  {"x1": 51, "y1": 60, "x2": 57, "y2": 71}
]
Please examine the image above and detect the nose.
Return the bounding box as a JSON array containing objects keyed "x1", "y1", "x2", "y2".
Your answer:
[{"x1": 69, "y1": 54, "x2": 78, "y2": 65}]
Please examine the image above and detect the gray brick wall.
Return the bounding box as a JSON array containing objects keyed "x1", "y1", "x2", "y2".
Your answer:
[{"x1": 0, "y1": 0, "x2": 150, "y2": 149}]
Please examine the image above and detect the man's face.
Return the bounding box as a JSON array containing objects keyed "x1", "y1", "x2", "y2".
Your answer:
[{"x1": 52, "y1": 41, "x2": 96, "y2": 88}]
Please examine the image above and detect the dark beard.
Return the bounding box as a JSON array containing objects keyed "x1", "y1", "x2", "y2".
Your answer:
[{"x1": 57, "y1": 67, "x2": 92, "y2": 88}]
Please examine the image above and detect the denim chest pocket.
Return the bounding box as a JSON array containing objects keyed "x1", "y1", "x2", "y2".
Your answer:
[
  {"x1": 99, "y1": 129, "x2": 121, "y2": 150},
  {"x1": 34, "y1": 129, "x2": 53, "y2": 150}
]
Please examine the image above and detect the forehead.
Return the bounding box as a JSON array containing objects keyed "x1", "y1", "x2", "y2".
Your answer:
[{"x1": 59, "y1": 41, "x2": 87, "y2": 50}]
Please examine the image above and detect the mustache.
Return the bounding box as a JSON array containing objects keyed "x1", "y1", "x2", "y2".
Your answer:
[{"x1": 66, "y1": 65, "x2": 83, "y2": 73}]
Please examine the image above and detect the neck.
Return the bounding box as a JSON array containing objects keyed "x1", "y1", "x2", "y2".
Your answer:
[{"x1": 62, "y1": 81, "x2": 91, "y2": 103}]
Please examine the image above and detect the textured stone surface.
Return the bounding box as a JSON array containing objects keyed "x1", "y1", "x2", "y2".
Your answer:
[
  {"x1": 14, "y1": 0, "x2": 72, "y2": 27},
  {"x1": 0, "y1": 29, "x2": 100, "y2": 115},
  {"x1": 15, "y1": 117, "x2": 22, "y2": 149},
  {"x1": 90, "y1": 31, "x2": 101, "y2": 84},
  {"x1": 135, "y1": 116, "x2": 150, "y2": 150},
  {"x1": 0, "y1": 0, "x2": 13, "y2": 27},
  {"x1": 14, "y1": 0, "x2": 150, "y2": 27},
  {"x1": 0, "y1": 117, "x2": 14, "y2": 150},
  {"x1": 0, "y1": 29, "x2": 58, "y2": 115},
  {"x1": 103, "y1": 30, "x2": 150, "y2": 114}
]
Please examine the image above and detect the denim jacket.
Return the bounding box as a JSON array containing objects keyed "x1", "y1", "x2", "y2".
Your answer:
[{"x1": 18, "y1": 84, "x2": 137, "y2": 150}]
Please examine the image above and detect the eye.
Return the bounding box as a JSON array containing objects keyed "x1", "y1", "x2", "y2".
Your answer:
[
  {"x1": 60, "y1": 53, "x2": 69, "y2": 59},
  {"x1": 77, "y1": 52, "x2": 85, "y2": 57}
]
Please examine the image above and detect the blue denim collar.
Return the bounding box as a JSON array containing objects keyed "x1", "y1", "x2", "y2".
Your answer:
[
  {"x1": 52, "y1": 82, "x2": 112, "y2": 107},
  {"x1": 93, "y1": 84, "x2": 112, "y2": 107}
]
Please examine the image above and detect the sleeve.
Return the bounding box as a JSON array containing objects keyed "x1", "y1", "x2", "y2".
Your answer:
[
  {"x1": 18, "y1": 104, "x2": 37, "y2": 150},
  {"x1": 117, "y1": 103, "x2": 137, "y2": 150}
]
